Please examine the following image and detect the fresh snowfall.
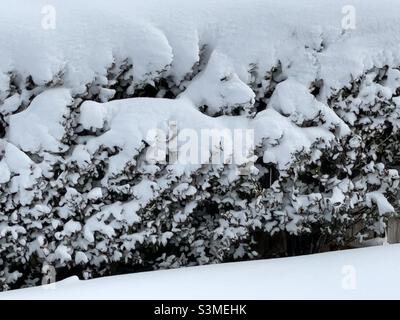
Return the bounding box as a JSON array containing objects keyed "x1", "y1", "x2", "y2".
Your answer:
[
  {"x1": 1, "y1": 245, "x2": 399, "y2": 299},
  {"x1": 0, "y1": 0, "x2": 400, "y2": 298}
]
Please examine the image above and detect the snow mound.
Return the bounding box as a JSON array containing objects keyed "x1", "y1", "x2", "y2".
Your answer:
[
  {"x1": 8, "y1": 89, "x2": 73, "y2": 153},
  {"x1": 79, "y1": 95, "x2": 342, "y2": 176},
  {"x1": 0, "y1": 0, "x2": 400, "y2": 97},
  {"x1": 1, "y1": 245, "x2": 400, "y2": 300}
]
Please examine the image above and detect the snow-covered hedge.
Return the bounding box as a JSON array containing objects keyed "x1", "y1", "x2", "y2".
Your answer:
[{"x1": 1, "y1": 0, "x2": 400, "y2": 289}]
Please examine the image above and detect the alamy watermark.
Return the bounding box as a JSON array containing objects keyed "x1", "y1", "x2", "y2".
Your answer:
[
  {"x1": 145, "y1": 121, "x2": 256, "y2": 175},
  {"x1": 341, "y1": 5, "x2": 356, "y2": 30},
  {"x1": 341, "y1": 264, "x2": 357, "y2": 290},
  {"x1": 41, "y1": 5, "x2": 57, "y2": 30}
]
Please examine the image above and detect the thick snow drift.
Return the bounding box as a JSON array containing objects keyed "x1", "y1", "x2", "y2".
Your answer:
[
  {"x1": 1, "y1": 0, "x2": 400, "y2": 97},
  {"x1": 1, "y1": 245, "x2": 400, "y2": 300}
]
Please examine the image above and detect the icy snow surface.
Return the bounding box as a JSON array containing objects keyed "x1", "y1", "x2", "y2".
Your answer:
[{"x1": 1, "y1": 245, "x2": 400, "y2": 299}]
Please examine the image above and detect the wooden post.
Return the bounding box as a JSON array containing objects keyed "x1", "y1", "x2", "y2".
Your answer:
[{"x1": 387, "y1": 217, "x2": 400, "y2": 244}]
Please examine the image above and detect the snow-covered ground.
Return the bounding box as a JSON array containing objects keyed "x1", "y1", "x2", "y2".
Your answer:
[{"x1": 1, "y1": 245, "x2": 400, "y2": 300}]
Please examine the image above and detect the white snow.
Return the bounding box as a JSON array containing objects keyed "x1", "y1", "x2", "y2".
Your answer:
[
  {"x1": 1, "y1": 0, "x2": 400, "y2": 295},
  {"x1": 1, "y1": 0, "x2": 400, "y2": 98},
  {"x1": 79, "y1": 94, "x2": 343, "y2": 177},
  {"x1": 8, "y1": 89, "x2": 73, "y2": 153},
  {"x1": 87, "y1": 187, "x2": 103, "y2": 201},
  {"x1": 269, "y1": 79, "x2": 350, "y2": 136},
  {"x1": 179, "y1": 51, "x2": 256, "y2": 115},
  {"x1": 366, "y1": 191, "x2": 395, "y2": 216},
  {"x1": 1, "y1": 244, "x2": 400, "y2": 300},
  {"x1": 1, "y1": 0, "x2": 399, "y2": 174},
  {"x1": 0, "y1": 140, "x2": 42, "y2": 205}
]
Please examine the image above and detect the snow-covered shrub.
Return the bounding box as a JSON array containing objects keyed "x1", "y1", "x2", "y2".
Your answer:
[{"x1": 1, "y1": 0, "x2": 400, "y2": 290}]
